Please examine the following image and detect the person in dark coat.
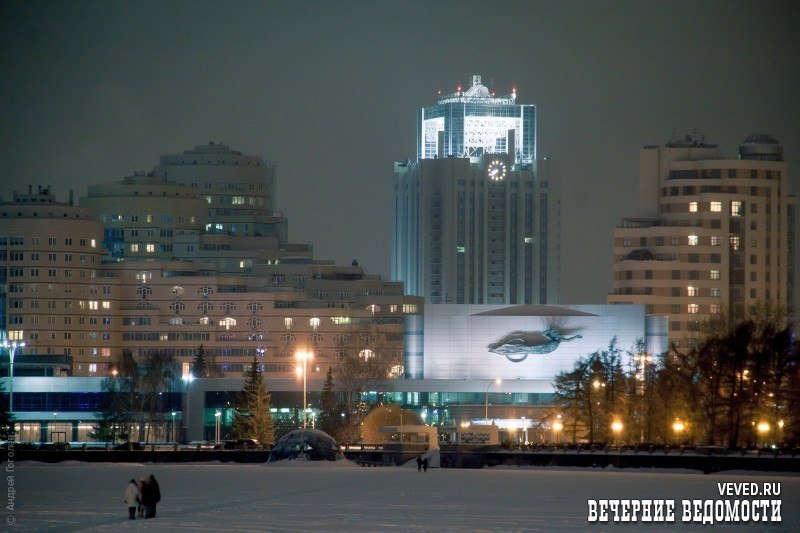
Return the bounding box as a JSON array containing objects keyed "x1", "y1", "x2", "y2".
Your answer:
[
  {"x1": 147, "y1": 474, "x2": 161, "y2": 518},
  {"x1": 141, "y1": 477, "x2": 153, "y2": 518},
  {"x1": 416, "y1": 455, "x2": 423, "y2": 472},
  {"x1": 422, "y1": 457, "x2": 429, "y2": 472},
  {"x1": 137, "y1": 477, "x2": 146, "y2": 518}
]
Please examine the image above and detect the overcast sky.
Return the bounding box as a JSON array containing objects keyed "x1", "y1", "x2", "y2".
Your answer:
[{"x1": 1, "y1": 0, "x2": 798, "y2": 304}]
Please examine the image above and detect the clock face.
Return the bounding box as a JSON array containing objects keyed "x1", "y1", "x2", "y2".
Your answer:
[{"x1": 488, "y1": 160, "x2": 506, "y2": 181}]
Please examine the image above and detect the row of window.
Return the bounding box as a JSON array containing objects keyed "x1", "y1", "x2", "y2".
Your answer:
[
  {"x1": 667, "y1": 169, "x2": 779, "y2": 181},
  {"x1": 105, "y1": 214, "x2": 196, "y2": 224},
  {"x1": 0, "y1": 237, "x2": 97, "y2": 248},
  {"x1": 4, "y1": 253, "x2": 94, "y2": 264}
]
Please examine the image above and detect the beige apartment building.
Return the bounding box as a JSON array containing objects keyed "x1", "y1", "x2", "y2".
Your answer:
[
  {"x1": 1, "y1": 145, "x2": 422, "y2": 379},
  {"x1": 608, "y1": 133, "x2": 796, "y2": 347}
]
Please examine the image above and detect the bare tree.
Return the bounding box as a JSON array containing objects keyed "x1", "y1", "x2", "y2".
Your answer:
[{"x1": 332, "y1": 320, "x2": 402, "y2": 443}]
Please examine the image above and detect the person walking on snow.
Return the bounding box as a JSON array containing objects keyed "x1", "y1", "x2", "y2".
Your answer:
[{"x1": 124, "y1": 479, "x2": 139, "y2": 520}]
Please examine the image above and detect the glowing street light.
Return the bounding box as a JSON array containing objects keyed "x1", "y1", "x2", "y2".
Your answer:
[
  {"x1": 182, "y1": 373, "x2": 194, "y2": 443},
  {"x1": 1, "y1": 339, "x2": 26, "y2": 422},
  {"x1": 611, "y1": 420, "x2": 623, "y2": 445},
  {"x1": 296, "y1": 350, "x2": 313, "y2": 428},
  {"x1": 215, "y1": 411, "x2": 222, "y2": 444},
  {"x1": 552, "y1": 415, "x2": 564, "y2": 445},
  {"x1": 672, "y1": 418, "x2": 685, "y2": 445},
  {"x1": 484, "y1": 378, "x2": 501, "y2": 425}
]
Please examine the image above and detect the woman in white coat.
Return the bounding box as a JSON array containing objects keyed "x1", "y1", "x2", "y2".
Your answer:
[{"x1": 124, "y1": 479, "x2": 139, "y2": 520}]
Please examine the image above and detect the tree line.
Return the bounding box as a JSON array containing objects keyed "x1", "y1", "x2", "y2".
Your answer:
[{"x1": 553, "y1": 310, "x2": 799, "y2": 449}]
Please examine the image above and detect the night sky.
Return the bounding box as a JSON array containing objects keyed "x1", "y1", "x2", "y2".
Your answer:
[{"x1": 2, "y1": 1, "x2": 798, "y2": 304}]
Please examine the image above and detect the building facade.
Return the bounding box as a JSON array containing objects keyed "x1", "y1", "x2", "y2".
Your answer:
[
  {"x1": 2, "y1": 143, "x2": 423, "y2": 380},
  {"x1": 393, "y1": 75, "x2": 559, "y2": 305},
  {"x1": 608, "y1": 133, "x2": 796, "y2": 345}
]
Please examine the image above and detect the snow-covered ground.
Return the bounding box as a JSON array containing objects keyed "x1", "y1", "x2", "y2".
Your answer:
[{"x1": 8, "y1": 460, "x2": 799, "y2": 531}]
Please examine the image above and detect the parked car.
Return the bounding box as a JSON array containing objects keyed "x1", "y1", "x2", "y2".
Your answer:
[
  {"x1": 185, "y1": 440, "x2": 217, "y2": 450},
  {"x1": 40, "y1": 441, "x2": 71, "y2": 451},
  {"x1": 113, "y1": 441, "x2": 145, "y2": 451},
  {"x1": 214, "y1": 438, "x2": 262, "y2": 450}
]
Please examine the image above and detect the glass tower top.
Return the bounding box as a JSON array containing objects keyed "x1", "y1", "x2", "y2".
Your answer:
[{"x1": 417, "y1": 75, "x2": 536, "y2": 164}]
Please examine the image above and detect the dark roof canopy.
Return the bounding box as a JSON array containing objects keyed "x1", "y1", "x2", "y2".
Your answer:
[{"x1": 471, "y1": 305, "x2": 597, "y2": 317}]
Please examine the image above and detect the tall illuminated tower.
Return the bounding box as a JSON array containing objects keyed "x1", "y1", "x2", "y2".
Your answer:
[
  {"x1": 394, "y1": 75, "x2": 559, "y2": 305},
  {"x1": 418, "y1": 75, "x2": 535, "y2": 164}
]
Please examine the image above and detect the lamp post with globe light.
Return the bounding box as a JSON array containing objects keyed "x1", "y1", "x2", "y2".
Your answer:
[
  {"x1": 672, "y1": 418, "x2": 686, "y2": 446},
  {"x1": 296, "y1": 350, "x2": 313, "y2": 428},
  {"x1": 552, "y1": 415, "x2": 564, "y2": 445},
  {"x1": 484, "y1": 378, "x2": 501, "y2": 425},
  {"x1": 1, "y1": 339, "x2": 26, "y2": 424},
  {"x1": 611, "y1": 420, "x2": 623, "y2": 446}
]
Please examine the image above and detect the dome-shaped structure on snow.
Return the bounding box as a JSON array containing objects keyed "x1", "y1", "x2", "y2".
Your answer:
[{"x1": 268, "y1": 429, "x2": 344, "y2": 462}]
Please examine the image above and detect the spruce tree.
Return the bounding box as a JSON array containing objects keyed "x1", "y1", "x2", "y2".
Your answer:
[
  {"x1": 193, "y1": 344, "x2": 208, "y2": 378},
  {"x1": 230, "y1": 356, "x2": 275, "y2": 445},
  {"x1": 318, "y1": 366, "x2": 339, "y2": 436}
]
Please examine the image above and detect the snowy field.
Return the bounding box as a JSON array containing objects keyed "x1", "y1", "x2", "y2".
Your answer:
[{"x1": 7, "y1": 460, "x2": 799, "y2": 531}]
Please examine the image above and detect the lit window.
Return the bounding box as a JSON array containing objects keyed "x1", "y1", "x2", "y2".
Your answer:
[
  {"x1": 89, "y1": 364, "x2": 97, "y2": 373},
  {"x1": 284, "y1": 317, "x2": 293, "y2": 329},
  {"x1": 687, "y1": 304, "x2": 699, "y2": 314},
  {"x1": 710, "y1": 201, "x2": 722, "y2": 212},
  {"x1": 130, "y1": 244, "x2": 139, "y2": 252},
  {"x1": 89, "y1": 301, "x2": 99, "y2": 310},
  {"x1": 146, "y1": 214, "x2": 154, "y2": 223},
  {"x1": 730, "y1": 201, "x2": 743, "y2": 217},
  {"x1": 146, "y1": 244, "x2": 155, "y2": 253},
  {"x1": 310, "y1": 317, "x2": 321, "y2": 329},
  {"x1": 710, "y1": 270, "x2": 720, "y2": 280},
  {"x1": 688, "y1": 235, "x2": 698, "y2": 246},
  {"x1": 730, "y1": 236, "x2": 740, "y2": 251},
  {"x1": 687, "y1": 286, "x2": 698, "y2": 297},
  {"x1": 689, "y1": 202, "x2": 698, "y2": 212},
  {"x1": 710, "y1": 304, "x2": 720, "y2": 314},
  {"x1": 710, "y1": 288, "x2": 721, "y2": 297},
  {"x1": 102, "y1": 301, "x2": 110, "y2": 309},
  {"x1": 710, "y1": 236, "x2": 720, "y2": 246},
  {"x1": 403, "y1": 304, "x2": 418, "y2": 313}
]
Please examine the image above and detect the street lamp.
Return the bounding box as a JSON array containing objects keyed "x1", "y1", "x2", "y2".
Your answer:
[
  {"x1": 215, "y1": 411, "x2": 221, "y2": 444},
  {"x1": 296, "y1": 350, "x2": 313, "y2": 428},
  {"x1": 1, "y1": 340, "x2": 26, "y2": 424},
  {"x1": 484, "y1": 378, "x2": 501, "y2": 425},
  {"x1": 552, "y1": 416, "x2": 564, "y2": 445},
  {"x1": 182, "y1": 373, "x2": 194, "y2": 443},
  {"x1": 672, "y1": 418, "x2": 685, "y2": 445},
  {"x1": 611, "y1": 420, "x2": 623, "y2": 445},
  {"x1": 171, "y1": 412, "x2": 177, "y2": 444},
  {"x1": 756, "y1": 421, "x2": 770, "y2": 447}
]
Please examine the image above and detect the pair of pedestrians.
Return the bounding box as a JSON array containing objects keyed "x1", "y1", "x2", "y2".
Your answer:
[
  {"x1": 416, "y1": 455, "x2": 429, "y2": 472},
  {"x1": 124, "y1": 474, "x2": 161, "y2": 519}
]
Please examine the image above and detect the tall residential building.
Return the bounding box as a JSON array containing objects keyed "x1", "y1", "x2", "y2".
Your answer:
[
  {"x1": 393, "y1": 75, "x2": 559, "y2": 304},
  {"x1": 608, "y1": 133, "x2": 796, "y2": 345}
]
